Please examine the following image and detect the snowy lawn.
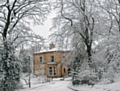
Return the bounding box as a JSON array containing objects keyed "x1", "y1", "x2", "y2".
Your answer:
[
  {"x1": 17, "y1": 77, "x2": 72, "y2": 91},
  {"x1": 17, "y1": 77, "x2": 120, "y2": 91}
]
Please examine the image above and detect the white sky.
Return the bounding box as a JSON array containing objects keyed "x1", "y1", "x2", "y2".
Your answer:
[{"x1": 31, "y1": 11, "x2": 56, "y2": 40}]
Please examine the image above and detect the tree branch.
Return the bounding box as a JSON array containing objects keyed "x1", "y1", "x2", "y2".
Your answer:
[{"x1": 61, "y1": 0, "x2": 73, "y2": 26}]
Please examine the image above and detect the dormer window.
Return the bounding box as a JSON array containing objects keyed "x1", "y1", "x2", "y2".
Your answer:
[
  {"x1": 50, "y1": 56, "x2": 54, "y2": 62},
  {"x1": 40, "y1": 57, "x2": 43, "y2": 63}
]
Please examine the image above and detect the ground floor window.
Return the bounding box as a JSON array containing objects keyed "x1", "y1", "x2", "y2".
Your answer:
[
  {"x1": 40, "y1": 65, "x2": 44, "y2": 75},
  {"x1": 54, "y1": 67, "x2": 56, "y2": 76},
  {"x1": 49, "y1": 67, "x2": 56, "y2": 76},
  {"x1": 49, "y1": 67, "x2": 52, "y2": 76},
  {"x1": 64, "y1": 68, "x2": 66, "y2": 73},
  {"x1": 68, "y1": 68, "x2": 70, "y2": 74}
]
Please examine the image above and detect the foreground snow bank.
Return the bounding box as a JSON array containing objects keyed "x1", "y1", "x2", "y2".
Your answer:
[{"x1": 68, "y1": 80, "x2": 120, "y2": 91}]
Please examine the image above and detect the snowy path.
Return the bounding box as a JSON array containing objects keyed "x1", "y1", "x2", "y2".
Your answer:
[
  {"x1": 20, "y1": 80, "x2": 73, "y2": 91},
  {"x1": 31, "y1": 81, "x2": 73, "y2": 91}
]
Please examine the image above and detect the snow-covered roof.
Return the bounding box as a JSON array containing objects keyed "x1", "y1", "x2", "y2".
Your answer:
[{"x1": 34, "y1": 47, "x2": 70, "y2": 54}]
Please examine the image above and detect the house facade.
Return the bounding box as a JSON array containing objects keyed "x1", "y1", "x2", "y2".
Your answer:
[{"x1": 33, "y1": 44, "x2": 70, "y2": 78}]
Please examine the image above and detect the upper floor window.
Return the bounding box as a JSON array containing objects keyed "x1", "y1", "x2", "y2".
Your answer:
[
  {"x1": 50, "y1": 56, "x2": 54, "y2": 62},
  {"x1": 40, "y1": 57, "x2": 43, "y2": 63}
]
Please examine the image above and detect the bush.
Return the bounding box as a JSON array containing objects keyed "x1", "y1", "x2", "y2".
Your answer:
[{"x1": 72, "y1": 80, "x2": 80, "y2": 85}]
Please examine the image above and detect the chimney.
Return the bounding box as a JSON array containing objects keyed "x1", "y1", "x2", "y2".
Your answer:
[{"x1": 50, "y1": 43, "x2": 55, "y2": 49}]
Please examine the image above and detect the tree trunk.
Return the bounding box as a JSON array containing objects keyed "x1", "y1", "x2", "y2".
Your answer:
[
  {"x1": 2, "y1": 42, "x2": 10, "y2": 91},
  {"x1": 87, "y1": 44, "x2": 92, "y2": 63}
]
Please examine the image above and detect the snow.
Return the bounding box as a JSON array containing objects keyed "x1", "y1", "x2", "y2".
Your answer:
[
  {"x1": 17, "y1": 76, "x2": 120, "y2": 91},
  {"x1": 17, "y1": 78, "x2": 72, "y2": 91},
  {"x1": 68, "y1": 80, "x2": 120, "y2": 91},
  {"x1": 34, "y1": 47, "x2": 70, "y2": 54},
  {"x1": 47, "y1": 62, "x2": 57, "y2": 64}
]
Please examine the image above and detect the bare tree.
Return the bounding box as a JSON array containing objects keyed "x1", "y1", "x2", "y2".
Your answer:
[
  {"x1": 50, "y1": 0, "x2": 101, "y2": 85},
  {"x1": 51, "y1": 0, "x2": 96, "y2": 65},
  {"x1": 0, "y1": 0, "x2": 50, "y2": 45},
  {"x1": 94, "y1": 0, "x2": 120, "y2": 82},
  {"x1": 96, "y1": 0, "x2": 120, "y2": 33},
  {"x1": 0, "y1": 0, "x2": 50, "y2": 91}
]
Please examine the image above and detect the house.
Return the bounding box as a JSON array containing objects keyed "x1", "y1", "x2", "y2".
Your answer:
[{"x1": 33, "y1": 43, "x2": 70, "y2": 78}]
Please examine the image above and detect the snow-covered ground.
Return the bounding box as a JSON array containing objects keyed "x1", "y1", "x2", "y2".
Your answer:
[
  {"x1": 68, "y1": 81, "x2": 120, "y2": 91},
  {"x1": 17, "y1": 76, "x2": 120, "y2": 91},
  {"x1": 18, "y1": 77, "x2": 72, "y2": 91}
]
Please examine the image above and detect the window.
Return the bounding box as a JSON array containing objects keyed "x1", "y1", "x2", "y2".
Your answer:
[
  {"x1": 40, "y1": 57, "x2": 43, "y2": 63},
  {"x1": 49, "y1": 67, "x2": 52, "y2": 76},
  {"x1": 64, "y1": 68, "x2": 66, "y2": 73},
  {"x1": 54, "y1": 67, "x2": 56, "y2": 76},
  {"x1": 40, "y1": 65, "x2": 44, "y2": 75},
  {"x1": 68, "y1": 68, "x2": 70, "y2": 74},
  {"x1": 50, "y1": 56, "x2": 54, "y2": 62}
]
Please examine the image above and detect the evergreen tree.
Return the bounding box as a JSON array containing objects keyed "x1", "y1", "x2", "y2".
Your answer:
[{"x1": 0, "y1": 41, "x2": 21, "y2": 91}]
